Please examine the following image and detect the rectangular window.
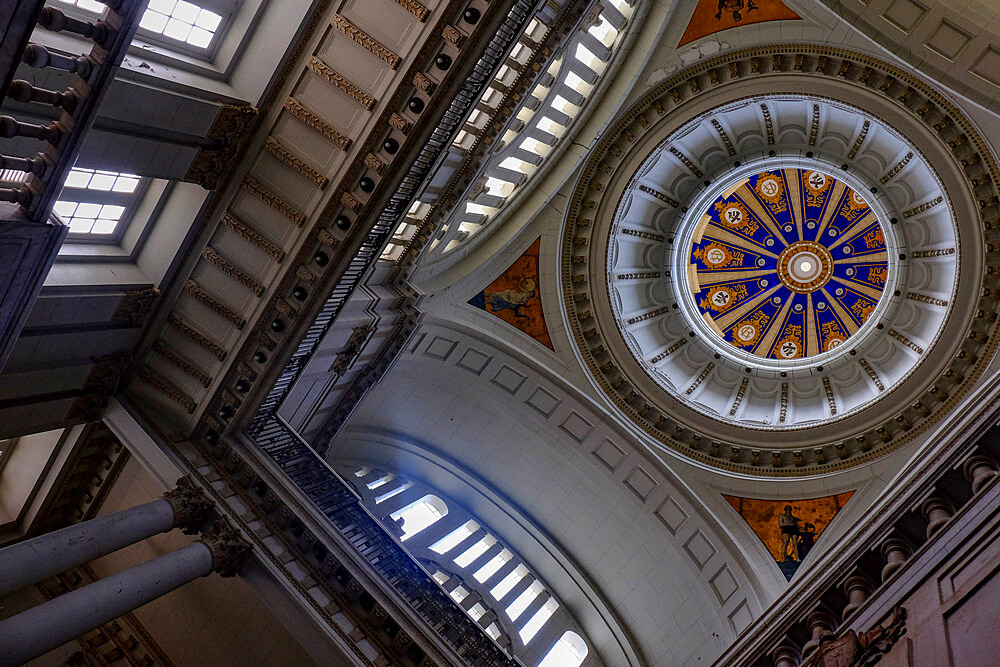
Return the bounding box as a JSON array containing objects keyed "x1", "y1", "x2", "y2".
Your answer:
[{"x1": 55, "y1": 167, "x2": 146, "y2": 240}]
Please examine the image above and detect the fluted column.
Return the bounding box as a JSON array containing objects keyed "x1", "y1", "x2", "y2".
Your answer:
[
  {"x1": 0, "y1": 519, "x2": 249, "y2": 665},
  {"x1": 0, "y1": 477, "x2": 210, "y2": 595}
]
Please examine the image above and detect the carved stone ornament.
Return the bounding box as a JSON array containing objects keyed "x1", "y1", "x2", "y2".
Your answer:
[
  {"x1": 112, "y1": 287, "x2": 159, "y2": 328},
  {"x1": 198, "y1": 517, "x2": 252, "y2": 577},
  {"x1": 184, "y1": 103, "x2": 258, "y2": 189},
  {"x1": 162, "y1": 476, "x2": 214, "y2": 534},
  {"x1": 283, "y1": 97, "x2": 351, "y2": 150},
  {"x1": 68, "y1": 352, "x2": 133, "y2": 421},
  {"x1": 331, "y1": 14, "x2": 401, "y2": 69},
  {"x1": 394, "y1": 0, "x2": 428, "y2": 21},
  {"x1": 800, "y1": 606, "x2": 907, "y2": 667}
]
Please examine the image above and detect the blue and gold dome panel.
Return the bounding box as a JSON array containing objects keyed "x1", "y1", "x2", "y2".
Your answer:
[{"x1": 688, "y1": 168, "x2": 888, "y2": 361}]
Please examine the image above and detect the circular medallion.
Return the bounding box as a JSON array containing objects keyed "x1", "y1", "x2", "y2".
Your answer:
[{"x1": 686, "y1": 169, "x2": 889, "y2": 362}]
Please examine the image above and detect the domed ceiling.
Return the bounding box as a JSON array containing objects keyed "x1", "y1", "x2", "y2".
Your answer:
[{"x1": 561, "y1": 45, "x2": 1000, "y2": 476}]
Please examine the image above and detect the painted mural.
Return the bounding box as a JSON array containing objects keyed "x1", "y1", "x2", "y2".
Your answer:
[
  {"x1": 469, "y1": 237, "x2": 553, "y2": 349},
  {"x1": 723, "y1": 491, "x2": 854, "y2": 580},
  {"x1": 678, "y1": 0, "x2": 800, "y2": 47}
]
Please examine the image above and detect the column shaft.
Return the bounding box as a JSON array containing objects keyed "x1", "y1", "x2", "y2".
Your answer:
[
  {"x1": 0, "y1": 498, "x2": 175, "y2": 595},
  {"x1": 0, "y1": 542, "x2": 212, "y2": 665}
]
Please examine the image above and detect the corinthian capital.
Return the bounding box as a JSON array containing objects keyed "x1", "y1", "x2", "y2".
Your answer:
[
  {"x1": 198, "y1": 517, "x2": 251, "y2": 577},
  {"x1": 163, "y1": 476, "x2": 213, "y2": 535}
]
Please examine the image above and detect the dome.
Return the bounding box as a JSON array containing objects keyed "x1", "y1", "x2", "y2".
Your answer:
[{"x1": 561, "y1": 45, "x2": 1000, "y2": 475}]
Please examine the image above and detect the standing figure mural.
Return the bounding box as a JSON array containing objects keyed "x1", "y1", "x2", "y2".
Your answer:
[
  {"x1": 723, "y1": 492, "x2": 854, "y2": 580},
  {"x1": 469, "y1": 238, "x2": 553, "y2": 349}
]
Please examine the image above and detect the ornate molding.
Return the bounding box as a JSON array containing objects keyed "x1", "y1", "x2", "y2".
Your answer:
[
  {"x1": 167, "y1": 314, "x2": 226, "y2": 361},
  {"x1": 441, "y1": 25, "x2": 464, "y2": 47},
  {"x1": 138, "y1": 367, "x2": 198, "y2": 414},
  {"x1": 264, "y1": 136, "x2": 329, "y2": 188},
  {"x1": 67, "y1": 353, "x2": 132, "y2": 422},
  {"x1": 202, "y1": 246, "x2": 265, "y2": 296},
  {"x1": 307, "y1": 56, "x2": 376, "y2": 110},
  {"x1": 163, "y1": 476, "x2": 214, "y2": 534},
  {"x1": 153, "y1": 340, "x2": 213, "y2": 388},
  {"x1": 283, "y1": 97, "x2": 351, "y2": 150},
  {"x1": 413, "y1": 71, "x2": 435, "y2": 94},
  {"x1": 242, "y1": 178, "x2": 306, "y2": 226},
  {"x1": 331, "y1": 15, "x2": 401, "y2": 69},
  {"x1": 388, "y1": 112, "x2": 410, "y2": 132},
  {"x1": 198, "y1": 517, "x2": 251, "y2": 577},
  {"x1": 559, "y1": 44, "x2": 1000, "y2": 475},
  {"x1": 112, "y1": 287, "x2": 159, "y2": 328},
  {"x1": 394, "y1": 0, "x2": 429, "y2": 21},
  {"x1": 185, "y1": 104, "x2": 259, "y2": 189},
  {"x1": 221, "y1": 212, "x2": 284, "y2": 262},
  {"x1": 184, "y1": 279, "x2": 245, "y2": 328}
]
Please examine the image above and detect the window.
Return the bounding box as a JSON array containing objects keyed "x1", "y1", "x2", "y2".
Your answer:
[
  {"x1": 54, "y1": 168, "x2": 144, "y2": 238},
  {"x1": 506, "y1": 580, "x2": 543, "y2": 621},
  {"x1": 454, "y1": 534, "x2": 497, "y2": 568},
  {"x1": 140, "y1": 0, "x2": 223, "y2": 49},
  {"x1": 55, "y1": 0, "x2": 229, "y2": 53},
  {"x1": 389, "y1": 494, "x2": 447, "y2": 541},
  {"x1": 491, "y1": 563, "x2": 528, "y2": 600},
  {"x1": 538, "y1": 631, "x2": 588, "y2": 667},
  {"x1": 474, "y1": 548, "x2": 512, "y2": 583},
  {"x1": 519, "y1": 598, "x2": 558, "y2": 644},
  {"x1": 431, "y1": 520, "x2": 479, "y2": 554}
]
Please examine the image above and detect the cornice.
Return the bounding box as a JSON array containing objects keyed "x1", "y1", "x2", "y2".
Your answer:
[{"x1": 558, "y1": 44, "x2": 1000, "y2": 476}]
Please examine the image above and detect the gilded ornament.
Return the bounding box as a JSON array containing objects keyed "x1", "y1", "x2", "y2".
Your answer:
[
  {"x1": 283, "y1": 97, "x2": 351, "y2": 150},
  {"x1": 331, "y1": 15, "x2": 401, "y2": 69},
  {"x1": 307, "y1": 56, "x2": 376, "y2": 110}
]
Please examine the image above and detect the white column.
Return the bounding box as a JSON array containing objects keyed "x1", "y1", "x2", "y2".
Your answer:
[
  {"x1": 0, "y1": 542, "x2": 214, "y2": 664},
  {"x1": 0, "y1": 498, "x2": 174, "y2": 595},
  {"x1": 0, "y1": 477, "x2": 210, "y2": 595}
]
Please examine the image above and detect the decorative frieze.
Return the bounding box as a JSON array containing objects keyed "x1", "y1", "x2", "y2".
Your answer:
[
  {"x1": 729, "y1": 378, "x2": 749, "y2": 417},
  {"x1": 711, "y1": 119, "x2": 736, "y2": 156},
  {"x1": 413, "y1": 71, "x2": 435, "y2": 94},
  {"x1": 808, "y1": 103, "x2": 820, "y2": 146},
  {"x1": 638, "y1": 184, "x2": 679, "y2": 207},
  {"x1": 112, "y1": 287, "x2": 158, "y2": 328},
  {"x1": 848, "y1": 120, "x2": 871, "y2": 160},
  {"x1": 395, "y1": 0, "x2": 429, "y2": 21},
  {"x1": 364, "y1": 153, "x2": 386, "y2": 174},
  {"x1": 760, "y1": 103, "x2": 774, "y2": 145},
  {"x1": 332, "y1": 15, "x2": 401, "y2": 69},
  {"x1": 168, "y1": 314, "x2": 227, "y2": 361},
  {"x1": 184, "y1": 279, "x2": 246, "y2": 329},
  {"x1": 221, "y1": 211, "x2": 284, "y2": 262},
  {"x1": 388, "y1": 112, "x2": 410, "y2": 132},
  {"x1": 823, "y1": 376, "x2": 837, "y2": 415},
  {"x1": 620, "y1": 227, "x2": 664, "y2": 242},
  {"x1": 686, "y1": 363, "x2": 714, "y2": 395},
  {"x1": 911, "y1": 247, "x2": 955, "y2": 258},
  {"x1": 242, "y1": 178, "x2": 306, "y2": 226},
  {"x1": 902, "y1": 195, "x2": 943, "y2": 218},
  {"x1": 907, "y1": 292, "x2": 949, "y2": 307},
  {"x1": 307, "y1": 56, "x2": 376, "y2": 110},
  {"x1": 265, "y1": 137, "x2": 328, "y2": 188},
  {"x1": 880, "y1": 151, "x2": 913, "y2": 184},
  {"x1": 138, "y1": 367, "x2": 197, "y2": 413},
  {"x1": 341, "y1": 192, "x2": 363, "y2": 212},
  {"x1": 668, "y1": 146, "x2": 703, "y2": 177},
  {"x1": 888, "y1": 328, "x2": 924, "y2": 354},
  {"x1": 617, "y1": 271, "x2": 661, "y2": 280},
  {"x1": 202, "y1": 247, "x2": 265, "y2": 296},
  {"x1": 441, "y1": 24, "x2": 463, "y2": 46},
  {"x1": 153, "y1": 341, "x2": 213, "y2": 388},
  {"x1": 626, "y1": 305, "x2": 670, "y2": 325},
  {"x1": 860, "y1": 358, "x2": 885, "y2": 391},
  {"x1": 284, "y1": 97, "x2": 351, "y2": 150},
  {"x1": 649, "y1": 338, "x2": 686, "y2": 363}
]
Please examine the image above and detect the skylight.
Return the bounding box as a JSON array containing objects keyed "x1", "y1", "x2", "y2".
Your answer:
[
  {"x1": 389, "y1": 494, "x2": 447, "y2": 541},
  {"x1": 54, "y1": 168, "x2": 142, "y2": 237},
  {"x1": 140, "y1": 0, "x2": 222, "y2": 48}
]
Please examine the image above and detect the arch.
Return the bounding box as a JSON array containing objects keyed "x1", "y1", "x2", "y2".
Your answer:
[
  {"x1": 389, "y1": 493, "x2": 448, "y2": 541},
  {"x1": 538, "y1": 631, "x2": 588, "y2": 667}
]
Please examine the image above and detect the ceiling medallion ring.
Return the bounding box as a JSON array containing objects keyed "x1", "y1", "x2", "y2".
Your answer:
[
  {"x1": 671, "y1": 159, "x2": 901, "y2": 371},
  {"x1": 561, "y1": 46, "x2": 1000, "y2": 475}
]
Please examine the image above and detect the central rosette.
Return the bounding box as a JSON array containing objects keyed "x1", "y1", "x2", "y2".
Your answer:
[
  {"x1": 686, "y1": 167, "x2": 890, "y2": 361},
  {"x1": 777, "y1": 241, "x2": 833, "y2": 293}
]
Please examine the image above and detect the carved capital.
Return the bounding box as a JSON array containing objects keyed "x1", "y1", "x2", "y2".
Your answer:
[
  {"x1": 198, "y1": 517, "x2": 251, "y2": 577},
  {"x1": 163, "y1": 476, "x2": 213, "y2": 534}
]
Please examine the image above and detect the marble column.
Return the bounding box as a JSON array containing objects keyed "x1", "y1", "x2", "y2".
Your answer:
[
  {"x1": 0, "y1": 518, "x2": 249, "y2": 665},
  {"x1": 0, "y1": 476, "x2": 211, "y2": 595}
]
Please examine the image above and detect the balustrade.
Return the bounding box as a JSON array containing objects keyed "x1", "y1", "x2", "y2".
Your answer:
[{"x1": 743, "y1": 437, "x2": 1000, "y2": 666}]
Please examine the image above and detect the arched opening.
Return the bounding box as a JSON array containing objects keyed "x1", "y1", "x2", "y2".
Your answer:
[
  {"x1": 390, "y1": 494, "x2": 447, "y2": 541},
  {"x1": 538, "y1": 630, "x2": 588, "y2": 667}
]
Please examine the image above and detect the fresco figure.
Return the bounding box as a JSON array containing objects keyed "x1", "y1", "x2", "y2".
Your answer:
[
  {"x1": 486, "y1": 279, "x2": 536, "y2": 319},
  {"x1": 779, "y1": 505, "x2": 801, "y2": 560},
  {"x1": 716, "y1": 0, "x2": 758, "y2": 22},
  {"x1": 797, "y1": 522, "x2": 816, "y2": 560}
]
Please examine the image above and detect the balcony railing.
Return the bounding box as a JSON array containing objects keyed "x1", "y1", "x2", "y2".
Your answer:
[{"x1": 0, "y1": 0, "x2": 148, "y2": 371}]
